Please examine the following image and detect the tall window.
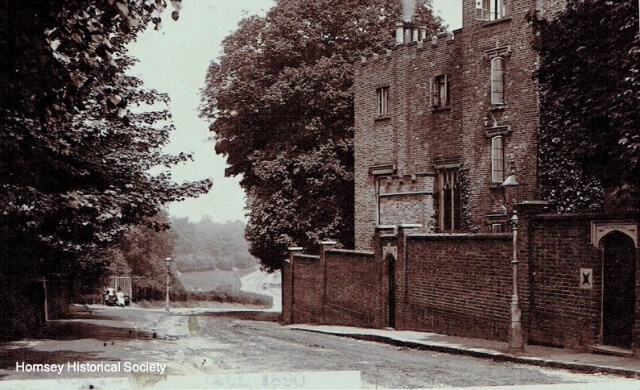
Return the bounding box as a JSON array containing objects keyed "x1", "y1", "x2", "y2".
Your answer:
[
  {"x1": 491, "y1": 57, "x2": 505, "y2": 105},
  {"x1": 476, "y1": 0, "x2": 508, "y2": 21},
  {"x1": 491, "y1": 136, "x2": 504, "y2": 183},
  {"x1": 377, "y1": 87, "x2": 389, "y2": 116},
  {"x1": 438, "y1": 169, "x2": 461, "y2": 232},
  {"x1": 431, "y1": 74, "x2": 450, "y2": 108}
]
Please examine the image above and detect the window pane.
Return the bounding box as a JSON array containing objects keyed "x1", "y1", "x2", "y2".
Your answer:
[
  {"x1": 433, "y1": 75, "x2": 450, "y2": 108},
  {"x1": 439, "y1": 169, "x2": 460, "y2": 232},
  {"x1": 377, "y1": 87, "x2": 388, "y2": 116},
  {"x1": 492, "y1": 136, "x2": 504, "y2": 182},
  {"x1": 476, "y1": 0, "x2": 489, "y2": 20},
  {"x1": 439, "y1": 80, "x2": 446, "y2": 106},
  {"x1": 490, "y1": 0, "x2": 504, "y2": 20},
  {"x1": 491, "y1": 58, "x2": 504, "y2": 104}
]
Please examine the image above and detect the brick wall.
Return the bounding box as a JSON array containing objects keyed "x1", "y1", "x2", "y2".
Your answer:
[
  {"x1": 527, "y1": 214, "x2": 640, "y2": 351},
  {"x1": 379, "y1": 175, "x2": 435, "y2": 228},
  {"x1": 354, "y1": 36, "x2": 459, "y2": 249},
  {"x1": 457, "y1": 2, "x2": 542, "y2": 230},
  {"x1": 324, "y1": 250, "x2": 378, "y2": 327},
  {"x1": 400, "y1": 234, "x2": 514, "y2": 340},
  {"x1": 281, "y1": 260, "x2": 292, "y2": 323},
  {"x1": 284, "y1": 249, "x2": 380, "y2": 327},
  {"x1": 291, "y1": 254, "x2": 322, "y2": 324},
  {"x1": 354, "y1": 0, "x2": 567, "y2": 249},
  {"x1": 284, "y1": 213, "x2": 640, "y2": 353}
]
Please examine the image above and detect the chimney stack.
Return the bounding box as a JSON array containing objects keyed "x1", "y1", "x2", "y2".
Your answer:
[
  {"x1": 419, "y1": 26, "x2": 427, "y2": 41},
  {"x1": 395, "y1": 21, "x2": 404, "y2": 45},
  {"x1": 395, "y1": 21, "x2": 425, "y2": 45}
]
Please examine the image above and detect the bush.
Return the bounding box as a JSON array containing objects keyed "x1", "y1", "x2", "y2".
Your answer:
[
  {"x1": 0, "y1": 278, "x2": 45, "y2": 341},
  {"x1": 174, "y1": 290, "x2": 272, "y2": 307}
]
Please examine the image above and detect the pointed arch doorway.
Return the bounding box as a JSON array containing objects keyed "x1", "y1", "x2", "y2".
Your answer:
[{"x1": 601, "y1": 231, "x2": 637, "y2": 349}]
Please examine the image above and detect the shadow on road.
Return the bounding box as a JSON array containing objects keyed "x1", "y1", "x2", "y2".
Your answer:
[
  {"x1": 0, "y1": 316, "x2": 158, "y2": 372},
  {"x1": 39, "y1": 321, "x2": 156, "y2": 342},
  {"x1": 0, "y1": 349, "x2": 106, "y2": 370},
  {"x1": 197, "y1": 310, "x2": 281, "y2": 322}
]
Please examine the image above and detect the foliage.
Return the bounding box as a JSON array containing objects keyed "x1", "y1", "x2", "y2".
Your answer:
[
  {"x1": 170, "y1": 217, "x2": 258, "y2": 272},
  {"x1": 201, "y1": 0, "x2": 442, "y2": 270},
  {"x1": 142, "y1": 289, "x2": 273, "y2": 307},
  {"x1": 457, "y1": 165, "x2": 479, "y2": 233},
  {"x1": 0, "y1": 0, "x2": 210, "y2": 279},
  {"x1": 112, "y1": 212, "x2": 180, "y2": 300},
  {"x1": 532, "y1": 0, "x2": 640, "y2": 212}
]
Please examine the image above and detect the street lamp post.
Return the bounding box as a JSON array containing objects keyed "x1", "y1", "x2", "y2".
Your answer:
[
  {"x1": 502, "y1": 163, "x2": 525, "y2": 352},
  {"x1": 165, "y1": 257, "x2": 172, "y2": 312},
  {"x1": 508, "y1": 208, "x2": 524, "y2": 351}
]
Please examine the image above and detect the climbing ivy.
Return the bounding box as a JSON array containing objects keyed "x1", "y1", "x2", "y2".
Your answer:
[
  {"x1": 531, "y1": 0, "x2": 639, "y2": 212},
  {"x1": 458, "y1": 165, "x2": 479, "y2": 233}
]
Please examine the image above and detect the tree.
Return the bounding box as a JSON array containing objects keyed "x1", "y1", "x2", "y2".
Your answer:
[
  {"x1": 532, "y1": 0, "x2": 640, "y2": 212},
  {"x1": 116, "y1": 212, "x2": 179, "y2": 300},
  {"x1": 0, "y1": 0, "x2": 210, "y2": 279},
  {"x1": 201, "y1": 0, "x2": 442, "y2": 271},
  {"x1": 170, "y1": 217, "x2": 257, "y2": 272}
]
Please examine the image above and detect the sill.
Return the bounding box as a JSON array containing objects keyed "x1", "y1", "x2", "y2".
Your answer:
[
  {"x1": 374, "y1": 115, "x2": 391, "y2": 122},
  {"x1": 482, "y1": 17, "x2": 512, "y2": 27},
  {"x1": 490, "y1": 104, "x2": 507, "y2": 111},
  {"x1": 484, "y1": 125, "x2": 512, "y2": 138},
  {"x1": 432, "y1": 106, "x2": 452, "y2": 112}
]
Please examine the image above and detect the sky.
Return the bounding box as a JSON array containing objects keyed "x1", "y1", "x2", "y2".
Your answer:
[{"x1": 128, "y1": 1, "x2": 462, "y2": 223}]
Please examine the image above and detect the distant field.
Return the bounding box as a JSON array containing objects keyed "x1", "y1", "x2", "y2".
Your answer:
[{"x1": 178, "y1": 266, "x2": 259, "y2": 292}]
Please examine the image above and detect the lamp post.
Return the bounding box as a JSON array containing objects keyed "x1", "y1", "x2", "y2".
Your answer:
[
  {"x1": 165, "y1": 257, "x2": 172, "y2": 312},
  {"x1": 501, "y1": 163, "x2": 524, "y2": 351}
]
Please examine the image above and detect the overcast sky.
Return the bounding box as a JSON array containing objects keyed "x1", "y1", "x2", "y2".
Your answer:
[{"x1": 128, "y1": 1, "x2": 462, "y2": 223}]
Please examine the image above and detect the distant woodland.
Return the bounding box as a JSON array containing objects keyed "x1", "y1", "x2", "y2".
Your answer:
[{"x1": 170, "y1": 217, "x2": 258, "y2": 272}]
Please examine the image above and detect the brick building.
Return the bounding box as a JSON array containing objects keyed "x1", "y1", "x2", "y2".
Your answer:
[
  {"x1": 283, "y1": 0, "x2": 640, "y2": 356},
  {"x1": 353, "y1": 0, "x2": 567, "y2": 249}
]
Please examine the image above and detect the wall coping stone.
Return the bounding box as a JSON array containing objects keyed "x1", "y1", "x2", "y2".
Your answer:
[
  {"x1": 294, "y1": 254, "x2": 321, "y2": 260},
  {"x1": 533, "y1": 212, "x2": 614, "y2": 221},
  {"x1": 408, "y1": 233, "x2": 512, "y2": 240},
  {"x1": 326, "y1": 249, "x2": 375, "y2": 257}
]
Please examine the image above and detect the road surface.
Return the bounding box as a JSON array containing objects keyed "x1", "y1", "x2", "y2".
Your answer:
[{"x1": 0, "y1": 306, "x2": 637, "y2": 389}]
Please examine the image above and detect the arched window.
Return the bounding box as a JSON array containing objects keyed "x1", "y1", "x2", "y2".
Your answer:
[
  {"x1": 491, "y1": 136, "x2": 504, "y2": 183},
  {"x1": 491, "y1": 57, "x2": 505, "y2": 105}
]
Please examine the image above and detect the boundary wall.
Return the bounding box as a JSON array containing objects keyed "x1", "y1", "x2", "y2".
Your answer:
[{"x1": 282, "y1": 211, "x2": 640, "y2": 355}]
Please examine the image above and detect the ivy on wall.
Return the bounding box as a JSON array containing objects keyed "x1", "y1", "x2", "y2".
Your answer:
[
  {"x1": 431, "y1": 165, "x2": 478, "y2": 233},
  {"x1": 530, "y1": 0, "x2": 639, "y2": 212},
  {"x1": 458, "y1": 165, "x2": 479, "y2": 233}
]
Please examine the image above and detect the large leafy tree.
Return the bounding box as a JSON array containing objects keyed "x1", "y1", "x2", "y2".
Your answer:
[
  {"x1": 202, "y1": 0, "x2": 442, "y2": 271},
  {"x1": 0, "y1": 0, "x2": 210, "y2": 278},
  {"x1": 533, "y1": 0, "x2": 640, "y2": 212}
]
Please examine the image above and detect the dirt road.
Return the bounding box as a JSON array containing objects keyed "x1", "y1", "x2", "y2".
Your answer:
[{"x1": 0, "y1": 306, "x2": 637, "y2": 389}]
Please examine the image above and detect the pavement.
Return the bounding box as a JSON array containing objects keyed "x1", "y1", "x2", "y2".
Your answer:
[{"x1": 286, "y1": 324, "x2": 640, "y2": 379}]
